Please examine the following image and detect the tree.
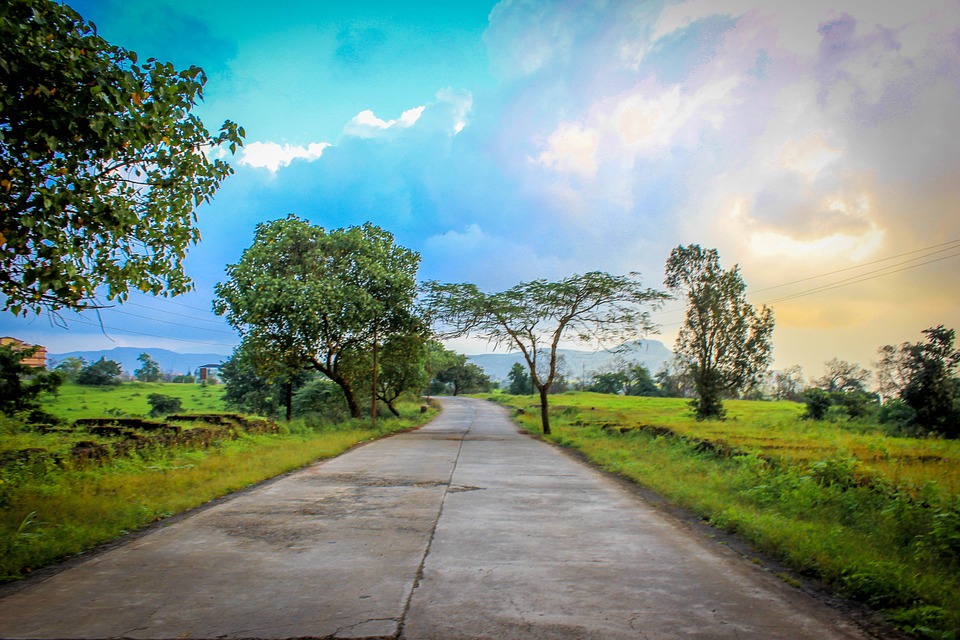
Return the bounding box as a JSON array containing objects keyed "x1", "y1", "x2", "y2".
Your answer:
[
  {"x1": 896, "y1": 326, "x2": 960, "y2": 437},
  {"x1": 76, "y1": 356, "x2": 121, "y2": 386},
  {"x1": 53, "y1": 356, "x2": 86, "y2": 382},
  {"x1": 426, "y1": 272, "x2": 666, "y2": 434},
  {"x1": 433, "y1": 356, "x2": 493, "y2": 396},
  {"x1": 219, "y1": 338, "x2": 311, "y2": 420},
  {"x1": 0, "y1": 0, "x2": 244, "y2": 315},
  {"x1": 375, "y1": 328, "x2": 431, "y2": 416},
  {"x1": 147, "y1": 393, "x2": 181, "y2": 418},
  {"x1": 664, "y1": 245, "x2": 774, "y2": 420},
  {"x1": 624, "y1": 364, "x2": 659, "y2": 397},
  {"x1": 214, "y1": 216, "x2": 421, "y2": 419},
  {"x1": 134, "y1": 353, "x2": 161, "y2": 382},
  {"x1": 587, "y1": 370, "x2": 629, "y2": 395},
  {"x1": 772, "y1": 365, "x2": 805, "y2": 401},
  {"x1": 813, "y1": 358, "x2": 871, "y2": 394},
  {"x1": 507, "y1": 362, "x2": 533, "y2": 395},
  {"x1": 0, "y1": 342, "x2": 62, "y2": 414}
]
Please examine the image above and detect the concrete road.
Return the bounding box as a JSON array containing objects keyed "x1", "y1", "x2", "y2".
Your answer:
[{"x1": 0, "y1": 396, "x2": 872, "y2": 639}]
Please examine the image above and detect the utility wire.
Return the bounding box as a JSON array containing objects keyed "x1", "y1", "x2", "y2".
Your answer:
[
  {"x1": 64, "y1": 316, "x2": 236, "y2": 348},
  {"x1": 763, "y1": 251, "x2": 960, "y2": 304}
]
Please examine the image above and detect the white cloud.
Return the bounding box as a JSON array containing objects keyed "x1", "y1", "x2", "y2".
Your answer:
[
  {"x1": 344, "y1": 105, "x2": 426, "y2": 137},
  {"x1": 239, "y1": 141, "x2": 330, "y2": 172}
]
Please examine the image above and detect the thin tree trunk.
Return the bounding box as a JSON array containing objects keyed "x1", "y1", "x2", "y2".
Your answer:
[
  {"x1": 539, "y1": 386, "x2": 551, "y2": 435},
  {"x1": 285, "y1": 380, "x2": 293, "y2": 422}
]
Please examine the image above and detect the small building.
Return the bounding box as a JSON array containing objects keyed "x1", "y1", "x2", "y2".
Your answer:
[
  {"x1": 198, "y1": 363, "x2": 222, "y2": 382},
  {"x1": 1, "y1": 337, "x2": 48, "y2": 368}
]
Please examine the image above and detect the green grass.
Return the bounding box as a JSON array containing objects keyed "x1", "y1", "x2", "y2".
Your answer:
[
  {"x1": 41, "y1": 382, "x2": 228, "y2": 420},
  {"x1": 0, "y1": 402, "x2": 436, "y2": 581},
  {"x1": 483, "y1": 392, "x2": 960, "y2": 639}
]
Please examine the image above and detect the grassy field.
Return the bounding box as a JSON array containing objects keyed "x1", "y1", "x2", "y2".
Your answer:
[
  {"x1": 41, "y1": 381, "x2": 228, "y2": 421},
  {"x1": 482, "y1": 392, "x2": 960, "y2": 639},
  {"x1": 1, "y1": 382, "x2": 435, "y2": 581}
]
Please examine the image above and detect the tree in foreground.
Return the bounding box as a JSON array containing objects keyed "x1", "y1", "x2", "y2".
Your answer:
[
  {"x1": 880, "y1": 326, "x2": 960, "y2": 438},
  {"x1": 425, "y1": 272, "x2": 667, "y2": 434},
  {"x1": 664, "y1": 245, "x2": 774, "y2": 420},
  {"x1": 214, "y1": 216, "x2": 421, "y2": 419},
  {"x1": 0, "y1": 343, "x2": 62, "y2": 415},
  {"x1": 0, "y1": 0, "x2": 244, "y2": 315}
]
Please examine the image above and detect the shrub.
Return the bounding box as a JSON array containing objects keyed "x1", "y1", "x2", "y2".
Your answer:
[{"x1": 147, "y1": 394, "x2": 182, "y2": 418}]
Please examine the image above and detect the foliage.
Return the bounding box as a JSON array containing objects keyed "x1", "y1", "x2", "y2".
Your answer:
[
  {"x1": 52, "y1": 356, "x2": 85, "y2": 382},
  {"x1": 587, "y1": 361, "x2": 660, "y2": 396},
  {"x1": 75, "y1": 357, "x2": 121, "y2": 386},
  {"x1": 772, "y1": 365, "x2": 805, "y2": 401},
  {"x1": 219, "y1": 340, "x2": 310, "y2": 419},
  {"x1": 291, "y1": 377, "x2": 350, "y2": 424},
  {"x1": 432, "y1": 354, "x2": 493, "y2": 396},
  {"x1": 134, "y1": 352, "x2": 161, "y2": 383},
  {"x1": 664, "y1": 245, "x2": 774, "y2": 420},
  {"x1": 375, "y1": 328, "x2": 431, "y2": 416},
  {"x1": 146, "y1": 393, "x2": 181, "y2": 417},
  {"x1": 507, "y1": 362, "x2": 533, "y2": 395},
  {"x1": 0, "y1": 0, "x2": 244, "y2": 315},
  {"x1": 813, "y1": 358, "x2": 872, "y2": 394},
  {"x1": 0, "y1": 343, "x2": 62, "y2": 414},
  {"x1": 802, "y1": 387, "x2": 877, "y2": 422},
  {"x1": 425, "y1": 271, "x2": 667, "y2": 433},
  {"x1": 214, "y1": 216, "x2": 421, "y2": 419},
  {"x1": 897, "y1": 326, "x2": 960, "y2": 438}
]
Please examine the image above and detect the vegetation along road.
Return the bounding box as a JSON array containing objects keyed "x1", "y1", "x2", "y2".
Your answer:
[{"x1": 0, "y1": 397, "x2": 878, "y2": 640}]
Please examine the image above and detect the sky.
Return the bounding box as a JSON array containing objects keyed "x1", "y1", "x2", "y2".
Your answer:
[{"x1": 3, "y1": 0, "x2": 959, "y2": 383}]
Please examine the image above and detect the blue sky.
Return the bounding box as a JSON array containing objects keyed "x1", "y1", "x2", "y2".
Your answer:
[{"x1": 4, "y1": 0, "x2": 959, "y2": 380}]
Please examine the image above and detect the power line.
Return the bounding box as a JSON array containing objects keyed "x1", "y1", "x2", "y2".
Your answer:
[
  {"x1": 108, "y1": 308, "x2": 236, "y2": 334},
  {"x1": 749, "y1": 238, "x2": 960, "y2": 294},
  {"x1": 763, "y1": 251, "x2": 960, "y2": 304},
  {"x1": 65, "y1": 316, "x2": 237, "y2": 348}
]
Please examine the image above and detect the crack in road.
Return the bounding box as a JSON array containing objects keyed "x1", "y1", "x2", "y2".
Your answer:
[{"x1": 394, "y1": 403, "x2": 477, "y2": 639}]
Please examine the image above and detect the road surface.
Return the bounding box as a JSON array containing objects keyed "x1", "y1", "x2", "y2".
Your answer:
[{"x1": 0, "y1": 396, "x2": 874, "y2": 639}]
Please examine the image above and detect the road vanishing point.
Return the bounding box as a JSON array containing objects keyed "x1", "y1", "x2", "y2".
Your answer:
[{"x1": 0, "y1": 396, "x2": 879, "y2": 640}]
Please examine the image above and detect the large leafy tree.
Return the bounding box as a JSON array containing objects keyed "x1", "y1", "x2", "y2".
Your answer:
[
  {"x1": 426, "y1": 272, "x2": 666, "y2": 434},
  {"x1": 214, "y1": 216, "x2": 421, "y2": 419},
  {"x1": 76, "y1": 356, "x2": 122, "y2": 386},
  {"x1": 880, "y1": 326, "x2": 960, "y2": 437},
  {"x1": 0, "y1": 0, "x2": 243, "y2": 315},
  {"x1": 665, "y1": 245, "x2": 774, "y2": 420}
]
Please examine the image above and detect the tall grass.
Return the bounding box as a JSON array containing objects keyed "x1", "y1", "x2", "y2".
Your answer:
[
  {"x1": 484, "y1": 392, "x2": 960, "y2": 639},
  {"x1": 0, "y1": 405, "x2": 434, "y2": 581}
]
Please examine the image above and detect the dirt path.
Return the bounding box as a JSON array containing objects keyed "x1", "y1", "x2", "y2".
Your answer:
[{"x1": 0, "y1": 397, "x2": 874, "y2": 639}]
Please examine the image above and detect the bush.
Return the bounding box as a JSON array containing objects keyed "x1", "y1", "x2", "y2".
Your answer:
[{"x1": 147, "y1": 394, "x2": 182, "y2": 418}]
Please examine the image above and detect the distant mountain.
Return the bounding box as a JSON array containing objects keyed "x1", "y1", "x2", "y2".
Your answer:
[
  {"x1": 467, "y1": 339, "x2": 672, "y2": 383},
  {"x1": 47, "y1": 347, "x2": 228, "y2": 375}
]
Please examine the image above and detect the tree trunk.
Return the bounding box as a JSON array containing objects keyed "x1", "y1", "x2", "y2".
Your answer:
[
  {"x1": 285, "y1": 381, "x2": 293, "y2": 422},
  {"x1": 539, "y1": 386, "x2": 551, "y2": 435},
  {"x1": 385, "y1": 400, "x2": 401, "y2": 417}
]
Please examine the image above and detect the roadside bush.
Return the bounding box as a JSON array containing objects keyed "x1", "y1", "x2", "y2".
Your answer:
[{"x1": 147, "y1": 394, "x2": 182, "y2": 417}]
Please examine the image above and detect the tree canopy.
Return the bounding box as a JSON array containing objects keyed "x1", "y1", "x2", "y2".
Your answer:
[
  {"x1": 214, "y1": 216, "x2": 421, "y2": 418},
  {"x1": 664, "y1": 245, "x2": 774, "y2": 420},
  {"x1": 0, "y1": 0, "x2": 243, "y2": 315},
  {"x1": 425, "y1": 271, "x2": 666, "y2": 433},
  {"x1": 0, "y1": 342, "x2": 62, "y2": 415}
]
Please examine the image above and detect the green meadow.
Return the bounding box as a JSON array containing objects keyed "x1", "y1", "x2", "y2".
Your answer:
[{"x1": 483, "y1": 392, "x2": 960, "y2": 638}]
